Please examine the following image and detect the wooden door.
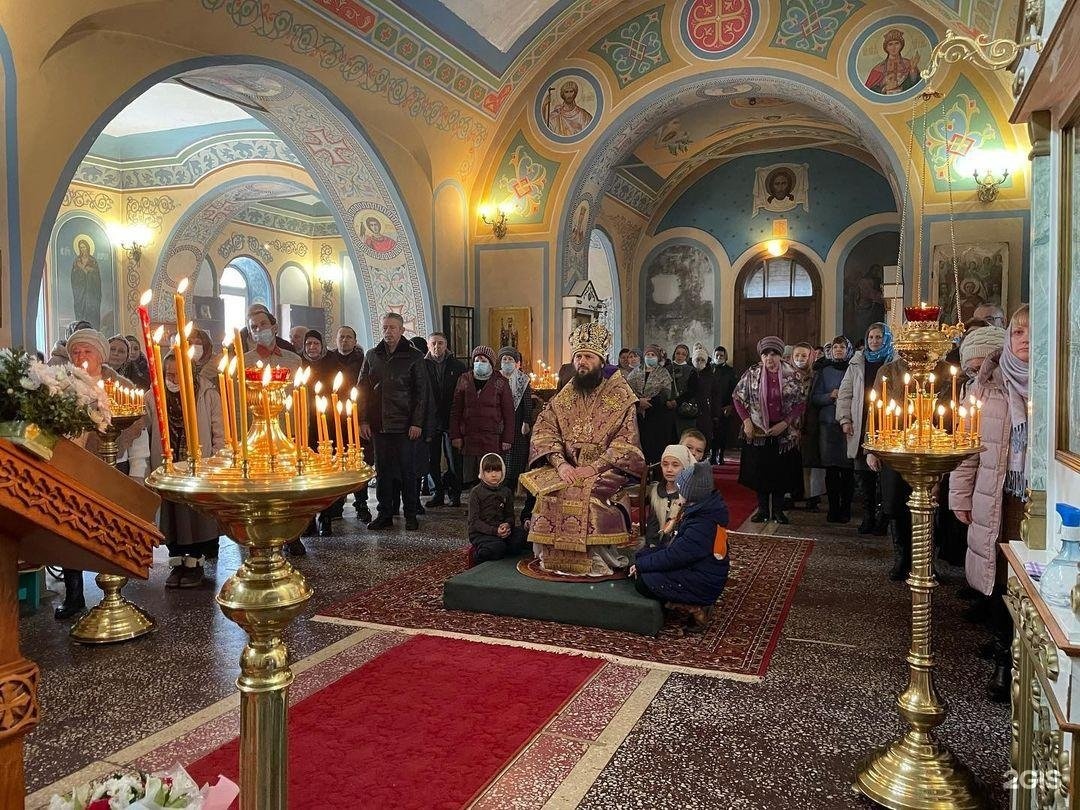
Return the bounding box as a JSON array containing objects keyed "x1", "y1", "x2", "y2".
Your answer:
[{"x1": 733, "y1": 251, "x2": 822, "y2": 370}]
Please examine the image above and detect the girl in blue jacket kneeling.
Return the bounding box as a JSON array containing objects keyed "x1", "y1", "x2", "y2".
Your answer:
[{"x1": 631, "y1": 461, "x2": 730, "y2": 633}]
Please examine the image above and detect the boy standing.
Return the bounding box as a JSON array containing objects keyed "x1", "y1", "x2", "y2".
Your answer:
[{"x1": 468, "y1": 453, "x2": 525, "y2": 564}]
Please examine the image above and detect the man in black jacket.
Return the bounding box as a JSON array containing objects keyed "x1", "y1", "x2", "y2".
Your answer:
[
  {"x1": 423, "y1": 331, "x2": 467, "y2": 507},
  {"x1": 359, "y1": 313, "x2": 430, "y2": 530},
  {"x1": 711, "y1": 346, "x2": 738, "y2": 464}
]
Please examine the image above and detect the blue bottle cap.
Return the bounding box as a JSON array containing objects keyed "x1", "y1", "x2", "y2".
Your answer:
[{"x1": 1056, "y1": 503, "x2": 1080, "y2": 527}]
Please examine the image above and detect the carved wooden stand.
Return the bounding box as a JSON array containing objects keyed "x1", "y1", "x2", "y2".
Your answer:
[{"x1": 0, "y1": 437, "x2": 161, "y2": 803}]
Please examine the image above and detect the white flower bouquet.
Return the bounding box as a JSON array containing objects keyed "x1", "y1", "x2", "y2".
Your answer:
[
  {"x1": 0, "y1": 348, "x2": 111, "y2": 435},
  {"x1": 48, "y1": 764, "x2": 238, "y2": 810}
]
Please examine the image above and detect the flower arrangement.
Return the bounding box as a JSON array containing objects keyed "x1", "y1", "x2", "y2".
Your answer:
[
  {"x1": 48, "y1": 765, "x2": 237, "y2": 810},
  {"x1": 0, "y1": 349, "x2": 111, "y2": 436}
]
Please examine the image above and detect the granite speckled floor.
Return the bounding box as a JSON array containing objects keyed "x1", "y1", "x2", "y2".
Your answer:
[{"x1": 23, "y1": 489, "x2": 1012, "y2": 808}]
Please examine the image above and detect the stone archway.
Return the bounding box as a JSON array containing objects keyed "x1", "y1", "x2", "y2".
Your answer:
[
  {"x1": 557, "y1": 70, "x2": 909, "y2": 302},
  {"x1": 27, "y1": 58, "x2": 433, "y2": 347}
]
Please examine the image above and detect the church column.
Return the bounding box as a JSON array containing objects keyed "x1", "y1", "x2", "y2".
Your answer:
[{"x1": 1022, "y1": 111, "x2": 1051, "y2": 550}]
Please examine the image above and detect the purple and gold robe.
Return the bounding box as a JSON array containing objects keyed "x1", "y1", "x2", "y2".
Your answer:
[{"x1": 527, "y1": 373, "x2": 646, "y2": 576}]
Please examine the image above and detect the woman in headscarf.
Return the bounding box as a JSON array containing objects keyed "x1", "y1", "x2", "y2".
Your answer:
[
  {"x1": 733, "y1": 335, "x2": 809, "y2": 524},
  {"x1": 812, "y1": 336, "x2": 855, "y2": 523},
  {"x1": 670, "y1": 343, "x2": 699, "y2": 436},
  {"x1": 626, "y1": 344, "x2": 676, "y2": 468},
  {"x1": 950, "y1": 305, "x2": 1029, "y2": 702},
  {"x1": 498, "y1": 346, "x2": 535, "y2": 494},
  {"x1": 836, "y1": 321, "x2": 894, "y2": 535}
]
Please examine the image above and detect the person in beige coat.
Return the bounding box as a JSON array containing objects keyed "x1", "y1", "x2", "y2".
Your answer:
[
  {"x1": 949, "y1": 305, "x2": 1029, "y2": 702},
  {"x1": 149, "y1": 351, "x2": 226, "y2": 587}
]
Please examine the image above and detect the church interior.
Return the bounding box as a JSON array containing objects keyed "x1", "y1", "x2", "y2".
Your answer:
[{"x1": 2, "y1": 0, "x2": 1079, "y2": 808}]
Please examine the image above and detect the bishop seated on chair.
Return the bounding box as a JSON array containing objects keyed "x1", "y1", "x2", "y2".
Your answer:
[{"x1": 524, "y1": 322, "x2": 645, "y2": 577}]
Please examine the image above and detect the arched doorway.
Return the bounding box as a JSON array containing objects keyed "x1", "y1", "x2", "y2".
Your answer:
[
  {"x1": 587, "y1": 228, "x2": 622, "y2": 344},
  {"x1": 733, "y1": 250, "x2": 820, "y2": 370}
]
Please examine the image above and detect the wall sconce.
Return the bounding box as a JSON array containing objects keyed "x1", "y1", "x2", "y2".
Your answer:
[
  {"x1": 956, "y1": 148, "x2": 1019, "y2": 204},
  {"x1": 766, "y1": 218, "x2": 789, "y2": 257},
  {"x1": 479, "y1": 201, "x2": 512, "y2": 239},
  {"x1": 972, "y1": 168, "x2": 1008, "y2": 203},
  {"x1": 107, "y1": 222, "x2": 153, "y2": 264},
  {"x1": 317, "y1": 262, "x2": 338, "y2": 295}
]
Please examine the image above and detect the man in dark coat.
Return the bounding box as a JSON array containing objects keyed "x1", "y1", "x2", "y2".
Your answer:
[
  {"x1": 358, "y1": 313, "x2": 430, "y2": 530},
  {"x1": 423, "y1": 331, "x2": 467, "y2": 507},
  {"x1": 710, "y1": 346, "x2": 738, "y2": 464},
  {"x1": 327, "y1": 324, "x2": 372, "y2": 524}
]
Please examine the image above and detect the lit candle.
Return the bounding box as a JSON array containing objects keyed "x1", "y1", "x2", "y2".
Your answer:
[
  {"x1": 975, "y1": 400, "x2": 983, "y2": 438},
  {"x1": 335, "y1": 400, "x2": 345, "y2": 457},
  {"x1": 317, "y1": 396, "x2": 329, "y2": 446},
  {"x1": 283, "y1": 396, "x2": 293, "y2": 450},
  {"x1": 151, "y1": 327, "x2": 172, "y2": 463},
  {"x1": 880, "y1": 376, "x2": 887, "y2": 410},
  {"x1": 345, "y1": 399, "x2": 355, "y2": 451},
  {"x1": 868, "y1": 389, "x2": 877, "y2": 438},
  {"x1": 217, "y1": 355, "x2": 233, "y2": 450},
  {"x1": 889, "y1": 400, "x2": 898, "y2": 433},
  {"x1": 902, "y1": 373, "x2": 911, "y2": 429},
  {"x1": 331, "y1": 371, "x2": 344, "y2": 455},
  {"x1": 261, "y1": 364, "x2": 276, "y2": 458},
  {"x1": 226, "y1": 356, "x2": 239, "y2": 455},
  {"x1": 959, "y1": 405, "x2": 968, "y2": 441},
  {"x1": 937, "y1": 404, "x2": 946, "y2": 432},
  {"x1": 876, "y1": 400, "x2": 884, "y2": 441},
  {"x1": 171, "y1": 337, "x2": 192, "y2": 458},
  {"x1": 292, "y1": 368, "x2": 304, "y2": 450},
  {"x1": 950, "y1": 365, "x2": 958, "y2": 409},
  {"x1": 232, "y1": 329, "x2": 249, "y2": 466},
  {"x1": 350, "y1": 387, "x2": 360, "y2": 452},
  {"x1": 907, "y1": 403, "x2": 915, "y2": 439},
  {"x1": 186, "y1": 345, "x2": 202, "y2": 460}
]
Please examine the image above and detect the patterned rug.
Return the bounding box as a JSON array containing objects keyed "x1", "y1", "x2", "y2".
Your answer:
[{"x1": 316, "y1": 532, "x2": 813, "y2": 679}]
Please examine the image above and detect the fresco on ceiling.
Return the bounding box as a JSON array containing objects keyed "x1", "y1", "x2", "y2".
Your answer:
[
  {"x1": 919, "y1": 74, "x2": 1005, "y2": 193},
  {"x1": 841, "y1": 231, "x2": 898, "y2": 341},
  {"x1": 654, "y1": 119, "x2": 693, "y2": 155},
  {"x1": 681, "y1": 0, "x2": 758, "y2": 59},
  {"x1": 570, "y1": 199, "x2": 591, "y2": 250},
  {"x1": 590, "y1": 6, "x2": 669, "y2": 90},
  {"x1": 50, "y1": 216, "x2": 116, "y2": 340},
  {"x1": 848, "y1": 17, "x2": 937, "y2": 103},
  {"x1": 355, "y1": 207, "x2": 403, "y2": 259},
  {"x1": 491, "y1": 131, "x2": 559, "y2": 224},
  {"x1": 770, "y1": 0, "x2": 864, "y2": 58},
  {"x1": 642, "y1": 242, "x2": 714, "y2": 351},
  {"x1": 753, "y1": 162, "x2": 809, "y2": 215},
  {"x1": 729, "y1": 96, "x2": 788, "y2": 108},
  {"x1": 535, "y1": 69, "x2": 603, "y2": 144}
]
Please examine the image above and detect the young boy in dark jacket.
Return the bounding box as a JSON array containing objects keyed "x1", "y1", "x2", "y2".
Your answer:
[
  {"x1": 631, "y1": 461, "x2": 730, "y2": 632},
  {"x1": 467, "y1": 453, "x2": 525, "y2": 565}
]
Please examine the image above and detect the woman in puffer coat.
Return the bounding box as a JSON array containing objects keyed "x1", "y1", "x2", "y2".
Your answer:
[
  {"x1": 949, "y1": 305, "x2": 1029, "y2": 703},
  {"x1": 451, "y1": 345, "x2": 516, "y2": 488}
]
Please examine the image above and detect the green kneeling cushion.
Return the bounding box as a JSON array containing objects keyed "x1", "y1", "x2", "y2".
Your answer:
[{"x1": 443, "y1": 557, "x2": 663, "y2": 636}]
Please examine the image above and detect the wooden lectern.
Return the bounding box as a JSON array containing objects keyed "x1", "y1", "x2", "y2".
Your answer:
[{"x1": 0, "y1": 437, "x2": 162, "y2": 805}]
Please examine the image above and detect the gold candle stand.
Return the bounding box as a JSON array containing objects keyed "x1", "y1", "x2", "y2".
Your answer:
[
  {"x1": 71, "y1": 410, "x2": 158, "y2": 645},
  {"x1": 146, "y1": 372, "x2": 373, "y2": 810}
]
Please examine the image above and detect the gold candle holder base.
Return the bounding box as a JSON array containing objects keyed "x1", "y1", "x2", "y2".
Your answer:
[
  {"x1": 147, "y1": 462, "x2": 372, "y2": 810},
  {"x1": 70, "y1": 573, "x2": 157, "y2": 644},
  {"x1": 853, "y1": 445, "x2": 986, "y2": 810}
]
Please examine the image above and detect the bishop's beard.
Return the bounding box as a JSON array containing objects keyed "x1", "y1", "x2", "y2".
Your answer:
[{"x1": 571, "y1": 366, "x2": 603, "y2": 393}]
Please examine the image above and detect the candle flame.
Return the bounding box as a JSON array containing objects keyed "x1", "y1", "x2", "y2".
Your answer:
[
  {"x1": 959, "y1": 406, "x2": 967, "y2": 417},
  {"x1": 82, "y1": 360, "x2": 89, "y2": 371},
  {"x1": 284, "y1": 396, "x2": 293, "y2": 412},
  {"x1": 316, "y1": 396, "x2": 326, "y2": 414},
  {"x1": 332, "y1": 371, "x2": 343, "y2": 392},
  {"x1": 888, "y1": 399, "x2": 898, "y2": 412},
  {"x1": 261, "y1": 365, "x2": 272, "y2": 386},
  {"x1": 928, "y1": 373, "x2": 935, "y2": 384},
  {"x1": 293, "y1": 367, "x2": 303, "y2": 387},
  {"x1": 350, "y1": 387, "x2": 358, "y2": 402},
  {"x1": 187, "y1": 346, "x2": 196, "y2": 361},
  {"x1": 937, "y1": 404, "x2": 945, "y2": 415},
  {"x1": 346, "y1": 399, "x2": 353, "y2": 415},
  {"x1": 950, "y1": 365, "x2": 957, "y2": 376},
  {"x1": 183, "y1": 322, "x2": 193, "y2": 337},
  {"x1": 153, "y1": 325, "x2": 165, "y2": 342},
  {"x1": 217, "y1": 355, "x2": 229, "y2": 373},
  {"x1": 255, "y1": 360, "x2": 263, "y2": 369},
  {"x1": 969, "y1": 394, "x2": 976, "y2": 405},
  {"x1": 336, "y1": 400, "x2": 343, "y2": 414},
  {"x1": 314, "y1": 380, "x2": 323, "y2": 395},
  {"x1": 903, "y1": 373, "x2": 910, "y2": 384},
  {"x1": 228, "y1": 356, "x2": 237, "y2": 375},
  {"x1": 139, "y1": 289, "x2": 153, "y2": 306},
  {"x1": 96, "y1": 378, "x2": 104, "y2": 388},
  {"x1": 869, "y1": 389, "x2": 877, "y2": 402},
  {"x1": 177, "y1": 278, "x2": 189, "y2": 295}
]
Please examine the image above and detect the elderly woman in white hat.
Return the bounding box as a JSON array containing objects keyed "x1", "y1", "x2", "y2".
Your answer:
[{"x1": 55, "y1": 329, "x2": 149, "y2": 619}]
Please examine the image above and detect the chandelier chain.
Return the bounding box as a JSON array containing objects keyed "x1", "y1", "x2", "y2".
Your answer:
[{"x1": 941, "y1": 94, "x2": 962, "y2": 326}]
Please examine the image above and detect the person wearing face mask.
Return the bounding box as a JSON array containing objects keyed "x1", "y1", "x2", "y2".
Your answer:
[
  {"x1": 626, "y1": 345, "x2": 676, "y2": 468},
  {"x1": 733, "y1": 336, "x2": 809, "y2": 524},
  {"x1": 950, "y1": 305, "x2": 1029, "y2": 701},
  {"x1": 836, "y1": 322, "x2": 894, "y2": 536},
  {"x1": 689, "y1": 345, "x2": 722, "y2": 448},
  {"x1": 450, "y1": 345, "x2": 516, "y2": 490},
  {"x1": 149, "y1": 350, "x2": 226, "y2": 587},
  {"x1": 497, "y1": 347, "x2": 535, "y2": 495},
  {"x1": 669, "y1": 343, "x2": 700, "y2": 437},
  {"x1": 812, "y1": 337, "x2": 856, "y2": 523},
  {"x1": 709, "y1": 346, "x2": 738, "y2": 464},
  {"x1": 244, "y1": 305, "x2": 302, "y2": 371},
  {"x1": 958, "y1": 325, "x2": 1006, "y2": 396}
]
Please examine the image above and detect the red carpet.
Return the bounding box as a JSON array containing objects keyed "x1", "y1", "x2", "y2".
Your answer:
[
  {"x1": 186, "y1": 635, "x2": 602, "y2": 808},
  {"x1": 712, "y1": 461, "x2": 756, "y2": 527}
]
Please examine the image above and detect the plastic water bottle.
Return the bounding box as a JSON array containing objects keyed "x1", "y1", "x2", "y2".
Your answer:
[{"x1": 1040, "y1": 503, "x2": 1080, "y2": 607}]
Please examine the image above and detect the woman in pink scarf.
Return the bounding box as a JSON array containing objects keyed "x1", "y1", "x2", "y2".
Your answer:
[{"x1": 733, "y1": 335, "x2": 810, "y2": 524}]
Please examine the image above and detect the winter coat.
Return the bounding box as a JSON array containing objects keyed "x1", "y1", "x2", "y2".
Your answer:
[
  {"x1": 799, "y1": 366, "x2": 821, "y2": 468},
  {"x1": 811, "y1": 361, "x2": 850, "y2": 468},
  {"x1": 948, "y1": 352, "x2": 1020, "y2": 596},
  {"x1": 468, "y1": 482, "x2": 515, "y2": 541},
  {"x1": 423, "y1": 354, "x2": 467, "y2": 433},
  {"x1": 450, "y1": 373, "x2": 516, "y2": 456},
  {"x1": 635, "y1": 491, "x2": 730, "y2": 605},
  {"x1": 331, "y1": 348, "x2": 366, "y2": 386},
  {"x1": 358, "y1": 339, "x2": 429, "y2": 434},
  {"x1": 691, "y1": 366, "x2": 724, "y2": 440},
  {"x1": 836, "y1": 351, "x2": 884, "y2": 459}
]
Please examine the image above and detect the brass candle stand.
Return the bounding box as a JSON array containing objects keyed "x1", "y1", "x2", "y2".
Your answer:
[
  {"x1": 146, "y1": 370, "x2": 373, "y2": 810},
  {"x1": 71, "y1": 410, "x2": 158, "y2": 645},
  {"x1": 853, "y1": 315, "x2": 987, "y2": 809}
]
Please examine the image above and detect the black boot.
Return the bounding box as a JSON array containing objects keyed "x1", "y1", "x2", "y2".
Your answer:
[
  {"x1": 858, "y1": 512, "x2": 876, "y2": 535},
  {"x1": 888, "y1": 521, "x2": 910, "y2": 581},
  {"x1": 987, "y1": 646, "x2": 1012, "y2": 703},
  {"x1": 54, "y1": 568, "x2": 86, "y2": 619},
  {"x1": 751, "y1": 493, "x2": 770, "y2": 523},
  {"x1": 826, "y1": 488, "x2": 842, "y2": 523}
]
